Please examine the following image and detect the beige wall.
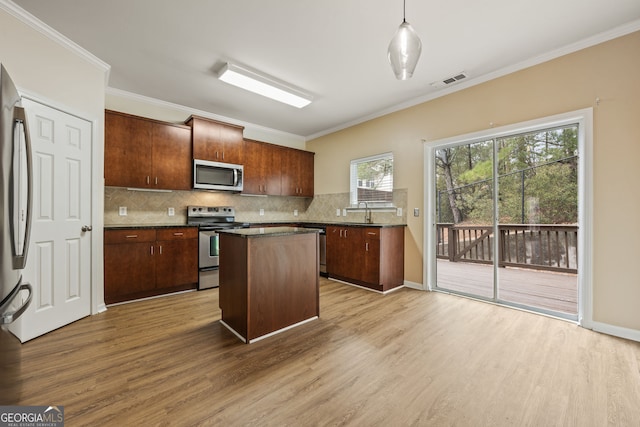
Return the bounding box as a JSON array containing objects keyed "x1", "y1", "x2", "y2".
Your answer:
[{"x1": 308, "y1": 31, "x2": 640, "y2": 332}]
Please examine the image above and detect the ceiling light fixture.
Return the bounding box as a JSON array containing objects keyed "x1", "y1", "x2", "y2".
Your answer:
[
  {"x1": 387, "y1": 0, "x2": 422, "y2": 80},
  {"x1": 217, "y1": 63, "x2": 312, "y2": 108}
]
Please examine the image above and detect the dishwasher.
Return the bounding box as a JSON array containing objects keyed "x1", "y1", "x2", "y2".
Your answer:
[{"x1": 319, "y1": 228, "x2": 327, "y2": 275}]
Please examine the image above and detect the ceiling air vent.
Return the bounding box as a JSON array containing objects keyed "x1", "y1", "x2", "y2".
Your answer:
[{"x1": 431, "y1": 72, "x2": 468, "y2": 88}]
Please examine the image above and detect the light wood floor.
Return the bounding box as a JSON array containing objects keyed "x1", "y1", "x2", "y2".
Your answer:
[{"x1": 1, "y1": 278, "x2": 639, "y2": 426}]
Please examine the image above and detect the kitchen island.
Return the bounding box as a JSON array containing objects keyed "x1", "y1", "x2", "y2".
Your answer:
[{"x1": 217, "y1": 227, "x2": 320, "y2": 343}]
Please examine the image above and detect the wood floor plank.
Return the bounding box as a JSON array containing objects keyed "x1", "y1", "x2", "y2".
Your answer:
[{"x1": 0, "y1": 278, "x2": 638, "y2": 426}]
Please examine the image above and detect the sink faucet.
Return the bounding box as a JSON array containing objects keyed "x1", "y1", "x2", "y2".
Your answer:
[{"x1": 359, "y1": 201, "x2": 373, "y2": 224}]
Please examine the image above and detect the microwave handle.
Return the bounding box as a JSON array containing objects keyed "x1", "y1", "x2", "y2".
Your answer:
[{"x1": 233, "y1": 168, "x2": 239, "y2": 186}]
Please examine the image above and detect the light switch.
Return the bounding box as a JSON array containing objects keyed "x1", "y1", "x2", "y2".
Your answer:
[
  {"x1": 336, "y1": 208, "x2": 341, "y2": 217},
  {"x1": 414, "y1": 208, "x2": 420, "y2": 217},
  {"x1": 397, "y1": 208, "x2": 403, "y2": 217},
  {"x1": 342, "y1": 208, "x2": 347, "y2": 217},
  {"x1": 168, "y1": 207, "x2": 175, "y2": 216},
  {"x1": 119, "y1": 206, "x2": 127, "y2": 216}
]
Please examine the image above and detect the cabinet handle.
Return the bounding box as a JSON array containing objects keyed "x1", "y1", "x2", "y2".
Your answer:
[
  {"x1": 222, "y1": 152, "x2": 225, "y2": 160},
  {"x1": 367, "y1": 232, "x2": 377, "y2": 236},
  {"x1": 146, "y1": 176, "x2": 150, "y2": 184},
  {"x1": 155, "y1": 177, "x2": 158, "y2": 185},
  {"x1": 215, "y1": 151, "x2": 219, "y2": 159},
  {"x1": 344, "y1": 229, "x2": 348, "y2": 238},
  {"x1": 339, "y1": 229, "x2": 343, "y2": 238},
  {"x1": 159, "y1": 245, "x2": 163, "y2": 255},
  {"x1": 173, "y1": 232, "x2": 184, "y2": 236},
  {"x1": 151, "y1": 245, "x2": 154, "y2": 255},
  {"x1": 366, "y1": 242, "x2": 369, "y2": 251},
  {"x1": 125, "y1": 235, "x2": 138, "y2": 239}
]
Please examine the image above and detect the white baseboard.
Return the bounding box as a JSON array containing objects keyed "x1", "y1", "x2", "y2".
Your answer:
[
  {"x1": 587, "y1": 321, "x2": 640, "y2": 343},
  {"x1": 403, "y1": 280, "x2": 424, "y2": 290}
]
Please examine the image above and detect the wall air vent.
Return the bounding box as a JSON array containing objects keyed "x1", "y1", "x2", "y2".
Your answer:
[{"x1": 431, "y1": 72, "x2": 468, "y2": 88}]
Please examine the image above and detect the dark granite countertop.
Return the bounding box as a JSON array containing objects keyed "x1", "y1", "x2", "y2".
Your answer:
[
  {"x1": 104, "y1": 224, "x2": 197, "y2": 230},
  {"x1": 248, "y1": 221, "x2": 406, "y2": 228},
  {"x1": 218, "y1": 226, "x2": 322, "y2": 238}
]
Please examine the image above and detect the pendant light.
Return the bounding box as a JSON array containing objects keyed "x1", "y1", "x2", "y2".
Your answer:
[{"x1": 387, "y1": 0, "x2": 422, "y2": 80}]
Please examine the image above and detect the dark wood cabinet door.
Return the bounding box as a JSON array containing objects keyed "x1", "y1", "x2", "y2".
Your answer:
[
  {"x1": 281, "y1": 147, "x2": 314, "y2": 197},
  {"x1": 219, "y1": 123, "x2": 244, "y2": 164},
  {"x1": 189, "y1": 116, "x2": 244, "y2": 163},
  {"x1": 155, "y1": 239, "x2": 198, "y2": 289},
  {"x1": 362, "y1": 237, "x2": 381, "y2": 285},
  {"x1": 242, "y1": 139, "x2": 265, "y2": 194},
  {"x1": 326, "y1": 226, "x2": 364, "y2": 281},
  {"x1": 105, "y1": 111, "x2": 153, "y2": 188},
  {"x1": 298, "y1": 150, "x2": 314, "y2": 197},
  {"x1": 343, "y1": 227, "x2": 365, "y2": 280},
  {"x1": 263, "y1": 143, "x2": 283, "y2": 195},
  {"x1": 280, "y1": 148, "x2": 299, "y2": 196},
  {"x1": 151, "y1": 123, "x2": 192, "y2": 190},
  {"x1": 104, "y1": 241, "x2": 155, "y2": 304},
  {"x1": 243, "y1": 139, "x2": 283, "y2": 195}
]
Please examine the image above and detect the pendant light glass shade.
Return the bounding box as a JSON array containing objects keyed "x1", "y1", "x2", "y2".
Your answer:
[{"x1": 388, "y1": 20, "x2": 422, "y2": 80}]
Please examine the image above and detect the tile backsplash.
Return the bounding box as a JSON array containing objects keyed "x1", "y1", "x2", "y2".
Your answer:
[{"x1": 104, "y1": 187, "x2": 407, "y2": 225}]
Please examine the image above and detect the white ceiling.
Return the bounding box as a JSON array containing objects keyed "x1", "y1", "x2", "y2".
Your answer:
[{"x1": 12, "y1": 0, "x2": 640, "y2": 139}]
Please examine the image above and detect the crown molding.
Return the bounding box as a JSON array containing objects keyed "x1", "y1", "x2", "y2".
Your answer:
[
  {"x1": 307, "y1": 19, "x2": 640, "y2": 140},
  {"x1": 0, "y1": 0, "x2": 110, "y2": 82}
]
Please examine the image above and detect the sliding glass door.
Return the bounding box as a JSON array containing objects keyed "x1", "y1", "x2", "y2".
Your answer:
[{"x1": 434, "y1": 124, "x2": 579, "y2": 319}]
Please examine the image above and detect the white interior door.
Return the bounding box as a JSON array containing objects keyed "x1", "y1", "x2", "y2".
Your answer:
[{"x1": 9, "y1": 99, "x2": 92, "y2": 342}]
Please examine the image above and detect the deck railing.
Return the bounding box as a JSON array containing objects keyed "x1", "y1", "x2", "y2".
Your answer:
[{"x1": 436, "y1": 223, "x2": 578, "y2": 273}]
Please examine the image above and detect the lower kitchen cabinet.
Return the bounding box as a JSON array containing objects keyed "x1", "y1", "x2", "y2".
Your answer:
[
  {"x1": 104, "y1": 227, "x2": 198, "y2": 304},
  {"x1": 326, "y1": 225, "x2": 404, "y2": 292}
]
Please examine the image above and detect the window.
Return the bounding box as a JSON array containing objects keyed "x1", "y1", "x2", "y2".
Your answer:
[{"x1": 350, "y1": 152, "x2": 394, "y2": 207}]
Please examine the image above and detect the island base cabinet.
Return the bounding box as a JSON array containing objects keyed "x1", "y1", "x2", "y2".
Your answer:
[{"x1": 219, "y1": 232, "x2": 319, "y2": 343}]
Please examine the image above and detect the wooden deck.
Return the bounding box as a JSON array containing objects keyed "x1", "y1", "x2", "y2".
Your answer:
[{"x1": 436, "y1": 259, "x2": 578, "y2": 315}]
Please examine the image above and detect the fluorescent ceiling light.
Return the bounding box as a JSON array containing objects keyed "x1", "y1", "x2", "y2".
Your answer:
[{"x1": 217, "y1": 63, "x2": 312, "y2": 108}]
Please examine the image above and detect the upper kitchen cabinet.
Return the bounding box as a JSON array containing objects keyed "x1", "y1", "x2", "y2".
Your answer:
[
  {"x1": 281, "y1": 147, "x2": 314, "y2": 197},
  {"x1": 243, "y1": 139, "x2": 283, "y2": 196},
  {"x1": 105, "y1": 110, "x2": 192, "y2": 190},
  {"x1": 186, "y1": 115, "x2": 244, "y2": 164}
]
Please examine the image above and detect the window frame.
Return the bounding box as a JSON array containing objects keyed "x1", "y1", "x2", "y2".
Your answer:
[{"x1": 349, "y1": 152, "x2": 395, "y2": 208}]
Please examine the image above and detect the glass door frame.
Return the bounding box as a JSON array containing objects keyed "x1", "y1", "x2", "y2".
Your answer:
[{"x1": 423, "y1": 109, "x2": 593, "y2": 325}]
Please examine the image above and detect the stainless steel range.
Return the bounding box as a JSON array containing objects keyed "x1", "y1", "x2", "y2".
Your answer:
[{"x1": 187, "y1": 206, "x2": 248, "y2": 289}]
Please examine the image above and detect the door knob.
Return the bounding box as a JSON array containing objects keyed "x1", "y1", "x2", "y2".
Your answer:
[{"x1": 81, "y1": 225, "x2": 92, "y2": 232}]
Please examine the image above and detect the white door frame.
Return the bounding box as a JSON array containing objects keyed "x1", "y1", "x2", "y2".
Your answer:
[{"x1": 423, "y1": 108, "x2": 593, "y2": 327}]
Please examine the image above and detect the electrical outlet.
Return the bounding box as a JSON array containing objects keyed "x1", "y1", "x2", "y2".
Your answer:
[
  {"x1": 336, "y1": 208, "x2": 341, "y2": 217},
  {"x1": 119, "y1": 206, "x2": 127, "y2": 216},
  {"x1": 414, "y1": 208, "x2": 420, "y2": 217},
  {"x1": 259, "y1": 208, "x2": 264, "y2": 216},
  {"x1": 294, "y1": 209, "x2": 298, "y2": 217},
  {"x1": 342, "y1": 208, "x2": 347, "y2": 216},
  {"x1": 397, "y1": 208, "x2": 403, "y2": 217},
  {"x1": 168, "y1": 207, "x2": 175, "y2": 216}
]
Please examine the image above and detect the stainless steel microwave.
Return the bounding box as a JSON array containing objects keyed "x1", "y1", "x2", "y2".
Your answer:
[{"x1": 193, "y1": 159, "x2": 243, "y2": 192}]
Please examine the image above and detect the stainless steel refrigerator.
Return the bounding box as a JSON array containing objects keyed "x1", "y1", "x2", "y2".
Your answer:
[{"x1": 0, "y1": 64, "x2": 33, "y2": 326}]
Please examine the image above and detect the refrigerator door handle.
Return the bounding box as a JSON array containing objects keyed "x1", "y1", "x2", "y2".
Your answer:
[
  {"x1": 11, "y1": 106, "x2": 32, "y2": 270},
  {"x1": 0, "y1": 280, "x2": 32, "y2": 325}
]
